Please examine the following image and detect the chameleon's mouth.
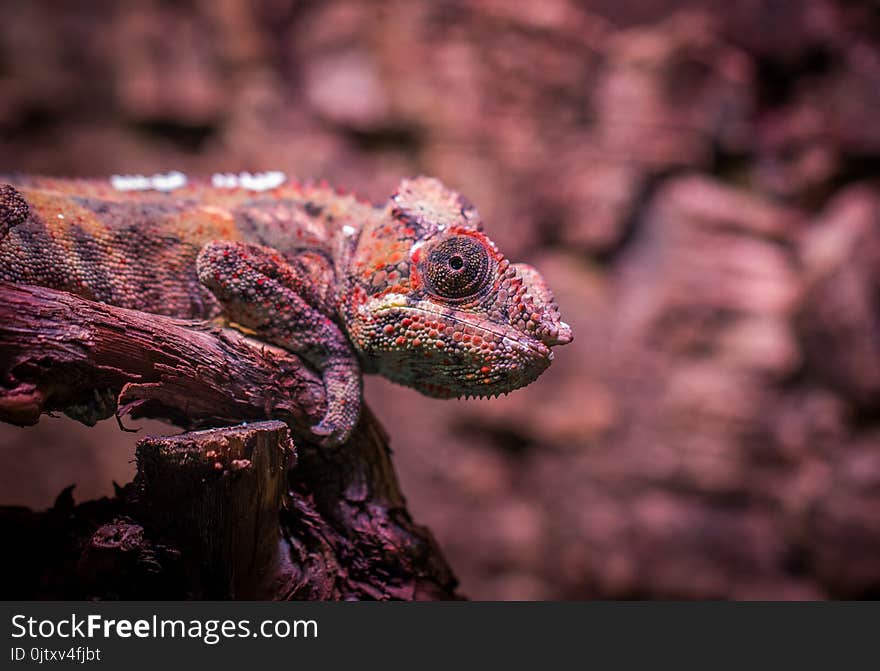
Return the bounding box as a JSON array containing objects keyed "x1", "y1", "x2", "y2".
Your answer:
[{"x1": 392, "y1": 304, "x2": 556, "y2": 358}]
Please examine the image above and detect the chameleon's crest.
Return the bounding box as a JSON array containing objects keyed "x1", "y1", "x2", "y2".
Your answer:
[{"x1": 390, "y1": 177, "x2": 481, "y2": 236}]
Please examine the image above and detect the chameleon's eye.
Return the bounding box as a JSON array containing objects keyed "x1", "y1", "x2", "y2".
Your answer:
[{"x1": 423, "y1": 235, "x2": 491, "y2": 300}]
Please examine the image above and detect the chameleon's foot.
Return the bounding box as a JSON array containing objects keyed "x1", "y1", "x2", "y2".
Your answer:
[{"x1": 311, "y1": 360, "x2": 362, "y2": 447}]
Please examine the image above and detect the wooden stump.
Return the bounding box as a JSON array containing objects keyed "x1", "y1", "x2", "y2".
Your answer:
[{"x1": 136, "y1": 421, "x2": 292, "y2": 599}]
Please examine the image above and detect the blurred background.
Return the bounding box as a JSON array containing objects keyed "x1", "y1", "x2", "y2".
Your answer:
[{"x1": 1, "y1": 0, "x2": 879, "y2": 599}]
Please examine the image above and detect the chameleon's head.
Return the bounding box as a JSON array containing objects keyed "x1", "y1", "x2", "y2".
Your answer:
[{"x1": 343, "y1": 177, "x2": 572, "y2": 398}]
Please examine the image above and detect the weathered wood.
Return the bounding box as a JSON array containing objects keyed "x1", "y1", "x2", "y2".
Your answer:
[
  {"x1": 0, "y1": 282, "x2": 325, "y2": 433},
  {"x1": 0, "y1": 282, "x2": 460, "y2": 600}
]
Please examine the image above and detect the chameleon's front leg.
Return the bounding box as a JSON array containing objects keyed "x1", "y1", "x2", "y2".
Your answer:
[{"x1": 196, "y1": 240, "x2": 361, "y2": 446}]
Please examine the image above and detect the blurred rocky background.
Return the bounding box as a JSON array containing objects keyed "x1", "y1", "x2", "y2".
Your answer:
[{"x1": 1, "y1": 0, "x2": 879, "y2": 599}]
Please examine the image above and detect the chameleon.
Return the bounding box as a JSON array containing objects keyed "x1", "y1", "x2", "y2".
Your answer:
[{"x1": 0, "y1": 172, "x2": 572, "y2": 446}]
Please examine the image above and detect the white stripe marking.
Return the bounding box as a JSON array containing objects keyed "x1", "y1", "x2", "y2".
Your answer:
[
  {"x1": 111, "y1": 171, "x2": 188, "y2": 192},
  {"x1": 211, "y1": 171, "x2": 287, "y2": 192}
]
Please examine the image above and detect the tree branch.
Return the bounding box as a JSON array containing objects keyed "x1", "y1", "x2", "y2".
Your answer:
[{"x1": 0, "y1": 282, "x2": 459, "y2": 600}]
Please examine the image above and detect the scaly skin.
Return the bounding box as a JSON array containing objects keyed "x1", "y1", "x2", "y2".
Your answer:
[{"x1": 0, "y1": 174, "x2": 572, "y2": 445}]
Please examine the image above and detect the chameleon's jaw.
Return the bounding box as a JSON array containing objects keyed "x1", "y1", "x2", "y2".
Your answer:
[
  {"x1": 377, "y1": 337, "x2": 553, "y2": 400},
  {"x1": 434, "y1": 338, "x2": 553, "y2": 400},
  {"x1": 354, "y1": 301, "x2": 562, "y2": 399}
]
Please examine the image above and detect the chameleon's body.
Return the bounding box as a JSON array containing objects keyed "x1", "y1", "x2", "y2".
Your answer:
[{"x1": 0, "y1": 174, "x2": 571, "y2": 445}]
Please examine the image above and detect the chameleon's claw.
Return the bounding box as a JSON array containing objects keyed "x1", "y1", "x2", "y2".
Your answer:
[
  {"x1": 310, "y1": 411, "x2": 356, "y2": 447},
  {"x1": 310, "y1": 418, "x2": 350, "y2": 448}
]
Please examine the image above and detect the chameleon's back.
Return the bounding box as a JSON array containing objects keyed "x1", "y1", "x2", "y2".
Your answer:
[
  {"x1": 0, "y1": 175, "x2": 372, "y2": 318},
  {"x1": 0, "y1": 177, "x2": 235, "y2": 317}
]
